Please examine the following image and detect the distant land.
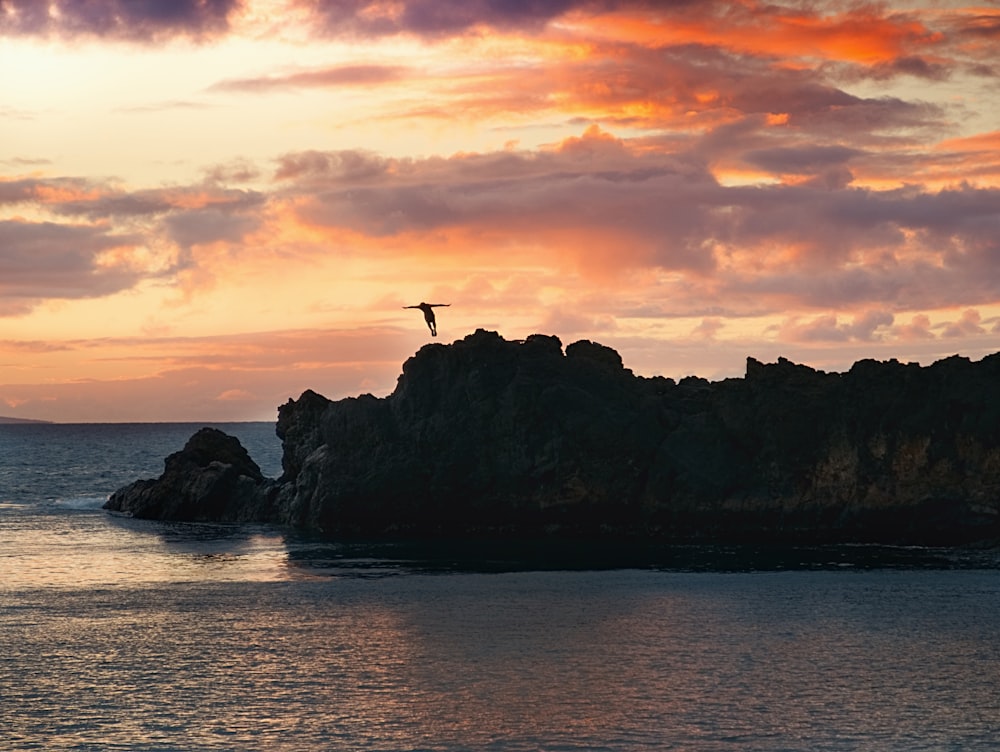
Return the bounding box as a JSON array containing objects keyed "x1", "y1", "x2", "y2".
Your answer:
[
  {"x1": 107, "y1": 329, "x2": 1000, "y2": 546},
  {"x1": 0, "y1": 416, "x2": 52, "y2": 424}
]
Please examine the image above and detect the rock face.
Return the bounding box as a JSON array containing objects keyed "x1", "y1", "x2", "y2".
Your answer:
[
  {"x1": 106, "y1": 330, "x2": 1000, "y2": 544},
  {"x1": 105, "y1": 427, "x2": 278, "y2": 522}
]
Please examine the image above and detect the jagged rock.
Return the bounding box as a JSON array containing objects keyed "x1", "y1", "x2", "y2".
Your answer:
[
  {"x1": 107, "y1": 330, "x2": 1000, "y2": 544},
  {"x1": 105, "y1": 427, "x2": 278, "y2": 522},
  {"x1": 266, "y1": 329, "x2": 666, "y2": 534}
]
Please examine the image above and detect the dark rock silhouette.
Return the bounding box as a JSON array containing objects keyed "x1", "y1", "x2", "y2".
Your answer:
[
  {"x1": 105, "y1": 427, "x2": 279, "y2": 522},
  {"x1": 106, "y1": 330, "x2": 1000, "y2": 544}
]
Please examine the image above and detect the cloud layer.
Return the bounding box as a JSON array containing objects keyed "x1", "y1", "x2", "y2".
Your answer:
[
  {"x1": 0, "y1": 0, "x2": 241, "y2": 40},
  {"x1": 6, "y1": 131, "x2": 998, "y2": 320},
  {"x1": 2, "y1": 0, "x2": 1000, "y2": 420}
]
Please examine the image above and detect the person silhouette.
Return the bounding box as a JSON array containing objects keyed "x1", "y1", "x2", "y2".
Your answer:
[{"x1": 403, "y1": 302, "x2": 449, "y2": 336}]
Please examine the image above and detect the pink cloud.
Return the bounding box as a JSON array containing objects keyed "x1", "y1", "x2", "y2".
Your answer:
[
  {"x1": 691, "y1": 318, "x2": 724, "y2": 341},
  {"x1": 942, "y1": 309, "x2": 986, "y2": 338},
  {"x1": 216, "y1": 388, "x2": 255, "y2": 401},
  {"x1": 211, "y1": 64, "x2": 408, "y2": 93},
  {"x1": 893, "y1": 314, "x2": 935, "y2": 341},
  {"x1": 779, "y1": 310, "x2": 894, "y2": 343}
]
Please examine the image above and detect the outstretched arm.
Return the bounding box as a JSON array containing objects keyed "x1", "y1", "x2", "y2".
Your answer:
[
  {"x1": 428, "y1": 303, "x2": 450, "y2": 308},
  {"x1": 402, "y1": 305, "x2": 418, "y2": 309}
]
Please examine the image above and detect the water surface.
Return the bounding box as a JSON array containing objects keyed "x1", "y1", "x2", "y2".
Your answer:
[{"x1": 2, "y1": 423, "x2": 999, "y2": 751}]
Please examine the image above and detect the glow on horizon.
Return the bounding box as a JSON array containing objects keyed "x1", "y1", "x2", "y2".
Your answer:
[{"x1": 2, "y1": 0, "x2": 1000, "y2": 422}]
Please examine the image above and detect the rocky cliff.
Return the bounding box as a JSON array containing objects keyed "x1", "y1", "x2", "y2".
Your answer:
[{"x1": 106, "y1": 329, "x2": 1000, "y2": 544}]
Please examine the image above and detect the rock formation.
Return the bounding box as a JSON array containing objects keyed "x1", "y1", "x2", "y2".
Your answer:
[
  {"x1": 106, "y1": 427, "x2": 279, "y2": 522},
  {"x1": 106, "y1": 329, "x2": 1000, "y2": 544}
]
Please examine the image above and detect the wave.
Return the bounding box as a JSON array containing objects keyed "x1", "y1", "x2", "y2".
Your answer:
[{"x1": 52, "y1": 495, "x2": 109, "y2": 511}]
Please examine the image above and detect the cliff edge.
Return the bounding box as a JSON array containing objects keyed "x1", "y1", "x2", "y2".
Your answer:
[{"x1": 106, "y1": 329, "x2": 1000, "y2": 544}]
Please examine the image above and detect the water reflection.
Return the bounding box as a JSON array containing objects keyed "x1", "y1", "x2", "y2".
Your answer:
[
  {"x1": 4, "y1": 506, "x2": 1000, "y2": 751},
  {"x1": 7, "y1": 504, "x2": 1000, "y2": 593},
  {"x1": 280, "y1": 535, "x2": 1000, "y2": 576},
  {"x1": 3, "y1": 509, "x2": 290, "y2": 590}
]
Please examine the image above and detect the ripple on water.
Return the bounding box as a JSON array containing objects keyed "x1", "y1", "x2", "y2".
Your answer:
[{"x1": 7, "y1": 565, "x2": 1000, "y2": 751}]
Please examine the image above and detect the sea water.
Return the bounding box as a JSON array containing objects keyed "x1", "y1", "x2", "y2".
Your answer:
[{"x1": 2, "y1": 423, "x2": 999, "y2": 751}]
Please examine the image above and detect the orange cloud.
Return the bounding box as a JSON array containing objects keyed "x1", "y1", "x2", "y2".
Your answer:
[
  {"x1": 31, "y1": 182, "x2": 106, "y2": 205},
  {"x1": 774, "y1": 8, "x2": 942, "y2": 64},
  {"x1": 930, "y1": 132, "x2": 1000, "y2": 186},
  {"x1": 937, "y1": 130, "x2": 1000, "y2": 153},
  {"x1": 893, "y1": 313, "x2": 935, "y2": 341},
  {"x1": 567, "y1": 1, "x2": 942, "y2": 65}
]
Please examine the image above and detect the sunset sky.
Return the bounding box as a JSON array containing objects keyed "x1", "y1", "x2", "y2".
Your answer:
[{"x1": 2, "y1": 0, "x2": 1000, "y2": 422}]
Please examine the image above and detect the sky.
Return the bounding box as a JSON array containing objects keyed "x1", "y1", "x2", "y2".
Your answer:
[{"x1": 2, "y1": 0, "x2": 1000, "y2": 422}]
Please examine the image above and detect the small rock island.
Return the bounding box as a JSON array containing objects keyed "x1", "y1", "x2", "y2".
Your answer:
[{"x1": 106, "y1": 329, "x2": 1000, "y2": 545}]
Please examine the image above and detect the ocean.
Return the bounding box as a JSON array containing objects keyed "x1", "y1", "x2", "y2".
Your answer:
[{"x1": 2, "y1": 422, "x2": 999, "y2": 751}]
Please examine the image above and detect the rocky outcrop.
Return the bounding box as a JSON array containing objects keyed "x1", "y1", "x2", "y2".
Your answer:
[
  {"x1": 105, "y1": 427, "x2": 279, "y2": 522},
  {"x1": 106, "y1": 330, "x2": 1000, "y2": 544},
  {"x1": 270, "y1": 332, "x2": 667, "y2": 535}
]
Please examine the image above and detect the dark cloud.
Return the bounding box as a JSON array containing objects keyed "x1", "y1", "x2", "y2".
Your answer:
[
  {"x1": 1, "y1": 177, "x2": 145, "y2": 211},
  {"x1": 1, "y1": 179, "x2": 266, "y2": 311},
  {"x1": 65, "y1": 185, "x2": 267, "y2": 250},
  {"x1": 164, "y1": 206, "x2": 262, "y2": 249},
  {"x1": 949, "y1": 10, "x2": 1000, "y2": 40},
  {"x1": 0, "y1": 219, "x2": 143, "y2": 301},
  {"x1": 764, "y1": 95, "x2": 947, "y2": 145},
  {"x1": 211, "y1": 64, "x2": 408, "y2": 93},
  {"x1": 298, "y1": 0, "x2": 739, "y2": 39},
  {"x1": 0, "y1": 0, "x2": 242, "y2": 41},
  {"x1": 830, "y1": 56, "x2": 954, "y2": 84},
  {"x1": 743, "y1": 145, "x2": 864, "y2": 175},
  {"x1": 274, "y1": 149, "x2": 395, "y2": 182},
  {"x1": 725, "y1": 181, "x2": 1000, "y2": 284},
  {"x1": 282, "y1": 142, "x2": 721, "y2": 271},
  {"x1": 874, "y1": 56, "x2": 951, "y2": 81},
  {"x1": 727, "y1": 183, "x2": 1000, "y2": 305},
  {"x1": 814, "y1": 184, "x2": 1000, "y2": 252},
  {"x1": 54, "y1": 191, "x2": 176, "y2": 219},
  {"x1": 731, "y1": 80, "x2": 859, "y2": 118},
  {"x1": 300, "y1": 0, "x2": 586, "y2": 37},
  {"x1": 0, "y1": 178, "x2": 37, "y2": 203},
  {"x1": 272, "y1": 138, "x2": 1000, "y2": 311}
]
